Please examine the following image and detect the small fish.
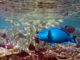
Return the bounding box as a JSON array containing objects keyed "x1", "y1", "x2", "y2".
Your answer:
[
  {"x1": 1, "y1": 33, "x2": 7, "y2": 38},
  {"x1": 62, "y1": 25, "x2": 75, "y2": 34},
  {"x1": 18, "y1": 33, "x2": 26, "y2": 38},
  {"x1": 37, "y1": 28, "x2": 78, "y2": 46},
  {"x1": 15, "y1": 33, "x2": 26, "y2": 39}
]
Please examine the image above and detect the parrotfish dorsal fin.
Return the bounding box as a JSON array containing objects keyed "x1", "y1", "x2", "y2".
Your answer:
[{"x1": 48, "y1": 30, "x2": 52, "y2": 39}]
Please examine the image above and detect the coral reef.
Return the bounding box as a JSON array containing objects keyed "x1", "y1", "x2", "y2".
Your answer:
[{"x1": 0, "y1": 42, "x2": 80, "y2": 60}]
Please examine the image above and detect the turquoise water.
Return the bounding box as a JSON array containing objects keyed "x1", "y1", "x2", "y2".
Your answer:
[
  {"x1": 60, "y1": 16, "x2": 80, "y2": 28},
  {"x1": 0, "y1": 17, "x2": 12, "y2": 29},
  {"x1": 0, "y1": 15, "x2": 80, "y2": 30}
]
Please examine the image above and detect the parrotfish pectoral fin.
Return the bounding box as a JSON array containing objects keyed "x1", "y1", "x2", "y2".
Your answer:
[
  {"x1": 48, "y1": 30, "x2": 52, "y2": 39},
  {"x1": 49, "y1": 43, "x2": 56, "y2": 46},
  {"x1": 61, "y1": 42, "x2": 68, "y2": 45}
]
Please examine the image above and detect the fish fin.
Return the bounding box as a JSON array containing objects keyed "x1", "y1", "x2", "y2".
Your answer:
[
  {"x1": 61, "y1": 42, "x2": 68, "y2": 45},
  {"x1": 49, "y1": 43, "x2": 56, "y2": 46},
  {"x1": 73, "y1": 36, "x2": 77, "y2": 40},
  {"x1": 70, "y1": 35, "x2": 78, "y2": 44},
  {"x1": 48, "y1": 30, "x2": 52, "y2": 39}
]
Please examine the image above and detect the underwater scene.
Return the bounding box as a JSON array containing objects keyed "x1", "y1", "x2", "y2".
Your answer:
[{"x1": 0, "y1": 0, "x2": 80, "y2": 60}]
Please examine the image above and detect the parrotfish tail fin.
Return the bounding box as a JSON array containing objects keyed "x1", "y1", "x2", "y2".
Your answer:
[
  {"x1": 48, "y1": 30, "x2": 52, "y2": 39},
  {"x1": 73, "y1": 36, "x2": 77, "y2": 40},
  {"x1": 49, "y1": 43, "x2": 56, "y2": 46},
  {"x1": 61, "y1": 42, "x2": 68, "y2": 45},
  {"x1": 70, "y1": 36, "x2": 78, "y2": 44}
]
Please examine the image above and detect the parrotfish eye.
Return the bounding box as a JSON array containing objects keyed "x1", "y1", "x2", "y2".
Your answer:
[{"x1": 36, "y1": 31, "x2": 39, "y2": 34}]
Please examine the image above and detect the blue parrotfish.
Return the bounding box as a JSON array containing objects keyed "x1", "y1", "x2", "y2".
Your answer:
[{"x1": 37, "y1": 28, "x2": 78, "y2": 46}]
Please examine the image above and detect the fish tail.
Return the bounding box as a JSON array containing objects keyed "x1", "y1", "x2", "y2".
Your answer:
[{"x1": 70, "y1": 35, "x2": 78, "y2": 44}]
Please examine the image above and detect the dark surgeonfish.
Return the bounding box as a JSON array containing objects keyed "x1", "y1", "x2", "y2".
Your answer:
[
  {"x1": 37, "y1": 28, "x2": 78, "y2": 46},
  {"x1": 15, "y1": 33, "x2": 27, "y2": 39},
  {"x1": 62, "y1": 25, "x2": 75, "y2": 34}
]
